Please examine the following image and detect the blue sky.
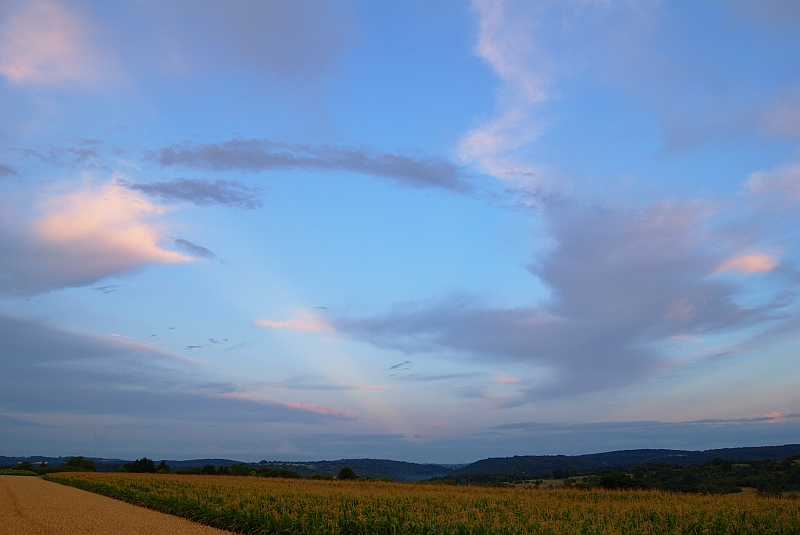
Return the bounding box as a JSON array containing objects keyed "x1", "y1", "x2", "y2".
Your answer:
[{"x1": 1, "y1": 0, "x2": 800, "y2": 464}]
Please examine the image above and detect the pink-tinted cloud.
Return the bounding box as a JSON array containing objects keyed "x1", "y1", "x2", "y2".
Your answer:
[
  {"x1": 212, "y1": 392, "x2": 358, "y2": 419},
  {"x1": 33, "y1": 181, "x2": 188, "y2": 266},
  {"x1": 0, "y1": 1, "x2": 122, "y2": 88},
  {"x1": 0, "y1": 180, "x2": 189, "y2": 294},
  {"x1": 255, "y1": 310, "x2": 333, "y2": 333},
  {"x1": 715, "y1": 253, "x2": 779, "y2": 275},
  {"x1": 760, "y1": 412, "x2": 800, "y2": 424},
  {"x1": 497, "y1": 377, "x2": 521, "y2": 384}
]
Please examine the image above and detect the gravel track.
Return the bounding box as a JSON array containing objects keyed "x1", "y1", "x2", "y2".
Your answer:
[{"x1": 0, "y1": 475, "x2": 233, "y2": 534}]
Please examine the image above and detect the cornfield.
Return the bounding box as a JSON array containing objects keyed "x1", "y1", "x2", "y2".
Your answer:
[{"x1": 45, "y1": 473, "x2": 800, "y2": 535}]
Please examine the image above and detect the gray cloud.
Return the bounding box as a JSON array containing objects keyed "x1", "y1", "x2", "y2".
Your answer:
[
  {"x1": 149, "y1": 139, "x2": 472, "y2": 193},
  {"x1": 172, "y1": 238, "x2": 216, "y2": 259},
  {"x1": 126, "y1": 178, "x2": 262, "y2": 209},
  {"x1": 137, "y1": 0, "x2": 356, "y2": 80},
  {"x1": 728, "y1": 0, "x2": 800, "y2": 29},
  {"x1": 333, "y1": 200, "x2": 785, "y2": 399},
  {"x1": 0, "y1": 225, "x2": 168, "y2": 296},
  {"x1": 89, "y1": 285, "x2": 120, "y2": 294},
  {"x1": 20, "y1": 146, "x2": 105, "y2": 168},
  {"x1": 0, "y1": 164, "x2": 19, "y2": 177},
  {"x1": 0, "y1": 313, "x2": 356, "y2": 425}
]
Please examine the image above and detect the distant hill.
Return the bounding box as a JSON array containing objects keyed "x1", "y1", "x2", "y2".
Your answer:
[
  {"x1": 448, "y1": 444, "x2": 800, "y2": 479},
  {"x1": 0, "y1": 456, "x2": 128, "y2": 472},
  {"x1": 6, "y1": 444, "x2": 798, "y2": 482},
  {"x1": 0, "y1": 455, "x2": 458, "y2": 481},
  {"x1": 255, "y1": 459, "x2": 459, "y2": 481}
]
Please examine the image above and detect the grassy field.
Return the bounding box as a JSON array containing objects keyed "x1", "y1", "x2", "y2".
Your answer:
[{"x1": 45, "y1": 472, "x2": 800, "y2": 535}]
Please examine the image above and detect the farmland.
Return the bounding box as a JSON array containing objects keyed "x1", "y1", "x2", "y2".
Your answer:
[{"x1": 45, "y1": 472, "x2": 800, "y2": 534}]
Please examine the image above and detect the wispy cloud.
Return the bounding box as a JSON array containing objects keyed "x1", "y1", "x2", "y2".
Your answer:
[
  {"x1": 0, "y1": 164, "x2": 20, "y2": 177},
  {"x1": 459, "y1": 0, "x2": 553, "y2": 178},
  {"x1": 149, "y1": 139, "x2": 472, "y2": 192},
  {"x1": 255, "y1": 309, "x2": 333, "y2": 333},
  {"x1": 172, "y1": 238, "x2": 216, "y2": 259},
  {"x1": 125, "y1": 178, "x2": 262, "y2": 209}
]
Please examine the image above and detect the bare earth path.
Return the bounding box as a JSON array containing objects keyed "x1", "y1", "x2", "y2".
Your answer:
[{"x1": 0, "y1": 476, "x2": 233, "y2": 534}]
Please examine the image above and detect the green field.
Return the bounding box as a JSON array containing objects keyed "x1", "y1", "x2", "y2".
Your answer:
[{"x1": 45, "y1": 472, "x2": 800, "y2": 535}]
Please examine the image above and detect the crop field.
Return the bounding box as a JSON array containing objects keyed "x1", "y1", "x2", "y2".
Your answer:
[{"x1": 45, "y1": 473, "x2": 799, "y2": 535}]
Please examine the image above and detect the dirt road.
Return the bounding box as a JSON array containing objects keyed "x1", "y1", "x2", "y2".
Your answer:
[{"x1": 0, "y1": 475, "x2": 233, "y2": 534}]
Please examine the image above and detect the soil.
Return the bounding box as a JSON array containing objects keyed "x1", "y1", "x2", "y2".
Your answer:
[{"x1": 0, "y1": 475, "x2": 233, "y2": 534}]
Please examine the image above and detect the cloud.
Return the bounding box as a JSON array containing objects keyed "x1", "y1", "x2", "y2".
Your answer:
[
  {"x1": 125, "y1": 178, "x2": 262, "y2": 209},
  {"x1": 333, "y1": 200, "x2": 784, "y2": 399},
  {"x1": 716, "y1": 253, "x2": 779, "y2": 275},
  {"x1": 172, "y1": 238, "x2": 216, "y2": 259},
  {"x1": 19, "y1": 145, "x2": 106, "y2": 169},
  {"x1": 0, "y1": 313, "x2": 356, "y2": 425},
  {"x1": 745, "y1": 164, "x2": 800, "y2": 209},
  {"x1": 459, "y1": 0, "x2": 553, "y2": 178},
  {"x1": 0, "y1": 164, "x2": 20, "y2": 177},
  {"x1": 728, "y1": 0, "x2": 800, "y2": 29},
  {"x1": 0, "y1": 1, "x2": 123, "y2": 88},
  {"x1": 90, "y1": 285, "x2": 120, "y2": 294},
  {"x1": 139, "y1": 0, "x2": 356, "y2": 80},
  {"x1": 255, "y1": 310, "x2": 333, "y2": 334},
  {"x1": 149, "y1": 139, "x2": 472, "y2": 192},
  {"x1": 0, "y1": 180, "x2": 188, "y2": 295},
  {"x1": 761, "y1": 89, "x2": 800, "y2": 137}
]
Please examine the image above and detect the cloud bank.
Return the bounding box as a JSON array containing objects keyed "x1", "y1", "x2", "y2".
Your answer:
[
  {"x1": 0, "y1": 314, "x2": 357, "y2": 426},
  {"x1": 334, "y1": 199, "x2": 787, "y2": 400}
]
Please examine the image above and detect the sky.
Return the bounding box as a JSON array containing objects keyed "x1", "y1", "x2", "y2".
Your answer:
[{"x1": 1, "y1": 0, "x2": 800, "y2": 464}]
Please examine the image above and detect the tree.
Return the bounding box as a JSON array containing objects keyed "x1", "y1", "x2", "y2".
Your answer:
[
  {"x1": 122, "y1": 457, "x2": 156, "y2": 473},
  {"x1": 63, "y1": 456, "x2": 97, "y2": 471},
  {"x1": 201, "y1": 464, "x2": 217, "y2": 475},
  {"x1": 337, "y1": 466, "x2": 358, "y2": 480},
  {"x1": 156, "y1": 460, "x2": 170, "y2": 473},
  {"x1": 597, "y1": 473, "x2": 647, "y2": 490}
]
